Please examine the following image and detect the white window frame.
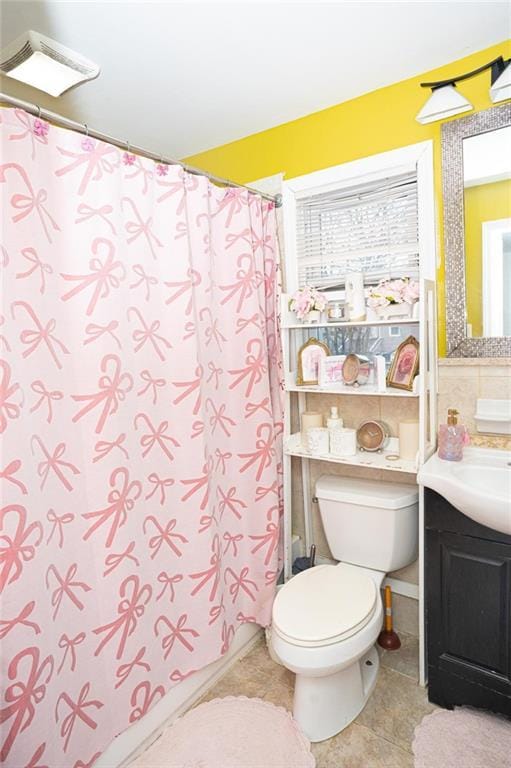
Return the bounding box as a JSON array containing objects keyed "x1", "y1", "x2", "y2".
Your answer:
[
  {"x1": 482, "y1": 217, "x2": 511, "y2": 336},
  {"x1": 282, "y1": 141, "x2": 436, "y2": 292}
]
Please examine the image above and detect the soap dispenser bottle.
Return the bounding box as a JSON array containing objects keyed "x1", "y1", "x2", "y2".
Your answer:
[
  {"x1": 438, "y1": 409, "x2": 466, "y2": 462},
  {"x1": 326, "y1": 406, "x2": 343, "y2": 430}
]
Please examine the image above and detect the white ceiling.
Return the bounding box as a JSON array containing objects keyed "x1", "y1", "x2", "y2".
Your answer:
[{"x1": 1, "y1": 1, "x2": 510, "y2": 159}]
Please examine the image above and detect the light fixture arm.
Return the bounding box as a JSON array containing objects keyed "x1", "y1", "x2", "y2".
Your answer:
[{"x1": 420, "y1": 56, "x2": 510, "y2": 90}]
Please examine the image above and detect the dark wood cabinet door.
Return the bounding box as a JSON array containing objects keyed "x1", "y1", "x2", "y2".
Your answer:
[{"x1": 426, "y1": 523, "x2": 511, "y2": 715}]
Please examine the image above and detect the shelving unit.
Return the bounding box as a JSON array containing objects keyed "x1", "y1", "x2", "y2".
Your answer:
[
  {"x1": 285, "y1": 375, "x2": 420, "y2": 398},
  {"x1": 280, "y1": 141, "x2": 438, "y2": 688},
  {"x1": 284, "y1": 434, "x2": 418, "y2": 474},
  {"x1": 282, "y1": 317, "x2": 420, "y2": 330},
  {"x1": 280, "y1": 288, "x2": 437, "y2": 582}
]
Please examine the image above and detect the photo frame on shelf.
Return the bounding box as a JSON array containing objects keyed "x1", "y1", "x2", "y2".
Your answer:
[
  {"x1": 319, "y1": 355, "x2": 346, "y2": 387},
  {"x1": 296, "y1": 338, "x2": 331, "y2": 386},
  {"x1": 386, "y1": 335, "x2": 419, "y2": 391},
  {"x1": 342, "y1": 354, "x2": 372, "y2": 387}
]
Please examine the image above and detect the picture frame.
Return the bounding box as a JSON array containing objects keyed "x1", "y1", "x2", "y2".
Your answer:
[
  {"x1": 341, "y1": 353, "x2": 372, "y2": 387},
  {"x1": 319, "y1": 355, "x2": 346, "y2": 387},
  {"x1": 386, "y1": 335, "x2": 419, "y2": 391},
  {"x1": 296, "y1": 338, "x2": 331, "y2": 386}
]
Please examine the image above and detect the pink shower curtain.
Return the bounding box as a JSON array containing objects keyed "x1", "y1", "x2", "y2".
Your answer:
[{"x1": 0, "y1": 106, "x2": 283, "y2": 768}]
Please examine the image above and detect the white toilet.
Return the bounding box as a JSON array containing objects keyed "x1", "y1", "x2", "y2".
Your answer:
[{"x1": 271, "y1": 474, "x2": 418, "y2": 742}]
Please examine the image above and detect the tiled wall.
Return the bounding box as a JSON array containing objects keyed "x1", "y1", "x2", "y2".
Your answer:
[{"x1": 437, "y1": 358, "x2": 511, "y2": 450}]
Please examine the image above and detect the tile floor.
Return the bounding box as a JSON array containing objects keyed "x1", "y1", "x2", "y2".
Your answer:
[{"x1": 195, "y1": 630, "x2": 436, "y2": 768}]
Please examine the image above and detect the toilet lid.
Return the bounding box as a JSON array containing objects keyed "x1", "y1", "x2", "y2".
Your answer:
[{"x1": 272, "y1": 564, "x2": 377, "y2": 646}]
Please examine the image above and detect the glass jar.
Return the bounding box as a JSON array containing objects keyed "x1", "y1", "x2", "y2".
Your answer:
[{"x1": 326, "y1": 300, "x2": 345, "y2": 322}]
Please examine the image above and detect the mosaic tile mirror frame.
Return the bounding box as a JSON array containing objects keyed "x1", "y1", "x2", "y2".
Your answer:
[{"x1": 442, "y1": 102, "x2": 511, "y2": 357}]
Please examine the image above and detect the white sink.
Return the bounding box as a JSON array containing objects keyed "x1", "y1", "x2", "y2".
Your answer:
[{"x1": 418, "y1": 447, "x2": 511, "y2": 535}]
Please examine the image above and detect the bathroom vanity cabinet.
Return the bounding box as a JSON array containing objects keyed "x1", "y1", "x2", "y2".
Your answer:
[{"x1": 425, "y1": 488, "x2": 511, "y2": 716}]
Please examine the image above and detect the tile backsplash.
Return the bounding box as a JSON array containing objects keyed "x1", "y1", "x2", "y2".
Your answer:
[{"x1": 437, "y1": 358, "x2": 511, "y2": 450}]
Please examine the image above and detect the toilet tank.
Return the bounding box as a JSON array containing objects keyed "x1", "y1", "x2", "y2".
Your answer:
[{"x1": 315, "y1": 475, "x2": 418, "y2": 572}]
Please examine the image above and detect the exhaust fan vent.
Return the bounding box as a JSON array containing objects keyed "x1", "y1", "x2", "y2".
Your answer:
[
  {"x1": 0, "y1": 30, "x2": 99, "y2": 97},
  {"x1": 39, "y1": 41, "x2": 97, "y2": 76},
  {"x1": 0, "y1": 41, "x2": 34, "y2": 73}
]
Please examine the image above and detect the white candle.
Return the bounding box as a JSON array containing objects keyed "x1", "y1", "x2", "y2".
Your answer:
[
  {"x1": 399, "y1": 420, "x2": 419, "y2": 461},
  {"x1": 301, "y1": 411, "x2": 323, "y2": 448},
  {"x1": 375, "y1": 355, "x2": 387, "y2": 392},
  {"x1": 345, "y1": 272, "x2": 366, "y2": 321}
]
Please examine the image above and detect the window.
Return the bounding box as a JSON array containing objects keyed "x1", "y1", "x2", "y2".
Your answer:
[{"x1": 295, "y1": 172, "x2": 419, "y2": 290}]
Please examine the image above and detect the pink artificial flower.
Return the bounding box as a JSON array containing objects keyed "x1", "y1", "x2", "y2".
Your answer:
[
  {"x1": 403, "y1": 279, "x2": 420, "y2": 303},
  {"x1": 289, "y1": 286, "x2": 327, "y2": 319},
  {"x1": 123, "y1": 152, "x2": 136, "y2": 166},
  {"x1": 383, "y1": 288, "x2": 401, "y2": 304},
  {"x1": 156, "y1": 163, "x2": 168, "y2": 176},
  {"x1": 310, "y1": 288, "x2": 327, "y2": 311},
  {"x1": 368, "y1": 277, "x2": 419, "y2": 307},
  {"x1": 367, "y1": 294, "x2": 389, "y2": 309},
  {"x1": 33, "y1": 118, "x2": 49, "y2": 138}
]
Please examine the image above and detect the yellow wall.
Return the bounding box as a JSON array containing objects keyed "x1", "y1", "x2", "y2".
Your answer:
[
  {"x1": 186, "y1": 41, "x2": 511, "y2": 356},
  {"x1": 464, "y1": 178, "x2": 511, "y2": 336}
]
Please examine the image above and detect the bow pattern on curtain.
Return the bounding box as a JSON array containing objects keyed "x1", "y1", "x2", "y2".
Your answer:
[{"x1": 0, "y1": 107, "x2": 283, "y2": 768}]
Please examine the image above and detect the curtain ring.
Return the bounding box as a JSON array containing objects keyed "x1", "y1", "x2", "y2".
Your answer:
[
  {"x1": 126, "y1": 140, "x2": 130, "y2": 154},
  {"x1": 34, "y1": 104, "x2": 41, "y2": 120},
  {"x1": 83, "y1": 123, "x2": 89, "y2": 137}
]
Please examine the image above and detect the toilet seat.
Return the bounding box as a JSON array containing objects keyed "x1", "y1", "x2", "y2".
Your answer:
[{"x1": 272, "y1": 564, "x2": 377, "y2": 648}]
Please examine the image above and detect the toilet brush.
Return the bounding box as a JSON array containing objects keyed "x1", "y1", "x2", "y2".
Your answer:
[
  {"x1": 292, "y1": 544, "x2": 317, "y2": 574},
  {"x1": 377, "y1": 585, "x2": 401, "y2": 650}
]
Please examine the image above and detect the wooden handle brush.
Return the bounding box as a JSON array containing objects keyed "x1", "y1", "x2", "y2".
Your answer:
[{"x1": 377, "y1": 585, "x2": 401, "y2": 650}]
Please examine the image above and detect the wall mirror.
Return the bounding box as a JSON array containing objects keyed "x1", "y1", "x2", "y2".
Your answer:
[{"x1": 442, "y1": 103, "x2": 511, "y2": 356}]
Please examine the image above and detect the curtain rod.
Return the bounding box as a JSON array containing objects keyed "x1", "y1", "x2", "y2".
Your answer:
[{"x1": 0, "y1": 91, "x2": 282, "y2": 207}]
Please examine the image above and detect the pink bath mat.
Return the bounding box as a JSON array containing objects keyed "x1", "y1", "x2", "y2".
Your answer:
[
  {"x1": 413, "y1": 707, "x2": 511, "y2": 768},
  {"x1": 130, "y1": 696, "x2": 315, "y2": 768}
]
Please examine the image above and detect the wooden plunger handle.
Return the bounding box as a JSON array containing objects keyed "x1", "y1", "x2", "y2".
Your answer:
[{"x1": 384, "y1": 585, "x2": 393, "y2": 633}]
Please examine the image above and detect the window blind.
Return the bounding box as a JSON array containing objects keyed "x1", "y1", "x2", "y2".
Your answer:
[{"x1": 295, "y1": 172, "x2": 419, "y2": 289}]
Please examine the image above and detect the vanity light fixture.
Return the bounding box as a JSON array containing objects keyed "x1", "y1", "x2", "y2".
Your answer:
[
  {"x1": 490, "y1": 58, "x2": 511, "y2": 103},
  {"x1": 416, "y1": 84, "x2": 472, "y2": 125},
  {"x1": 0, "y1": 30, "x2": 99, "y2": 97},
  {"x1": 416, "y1": 55, "x2": 511, "y2": 124}
]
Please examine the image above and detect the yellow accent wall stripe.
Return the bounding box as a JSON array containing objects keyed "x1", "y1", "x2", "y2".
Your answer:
[{"x1": 186, "y1": 41, "x2": 511, "y2": 356}]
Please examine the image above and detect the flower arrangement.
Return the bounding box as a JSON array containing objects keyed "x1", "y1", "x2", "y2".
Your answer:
[
  {"x1": 289, "y1": 286, "x2": 328, "y2": 320},
  {"x1": 367, "y1": 278, "x2": 419, "y2": 309}
]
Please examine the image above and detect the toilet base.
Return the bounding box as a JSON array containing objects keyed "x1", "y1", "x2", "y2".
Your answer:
[{"x1": 293, "y1": 645, "x2": 379, "y2": 742}]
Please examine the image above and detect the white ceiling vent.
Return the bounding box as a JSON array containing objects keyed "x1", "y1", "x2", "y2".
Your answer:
[{"x1": 0, "y1": 30, "x2": 99, "y2": 97}]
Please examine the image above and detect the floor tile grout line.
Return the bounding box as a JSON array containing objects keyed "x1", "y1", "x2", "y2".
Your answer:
[
  {"x1": 380, "y1": 662, "x2": 421, "y2": 684},
  {"x1": 328, "y1": 720, "x2": 416, "y2": 757}
]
